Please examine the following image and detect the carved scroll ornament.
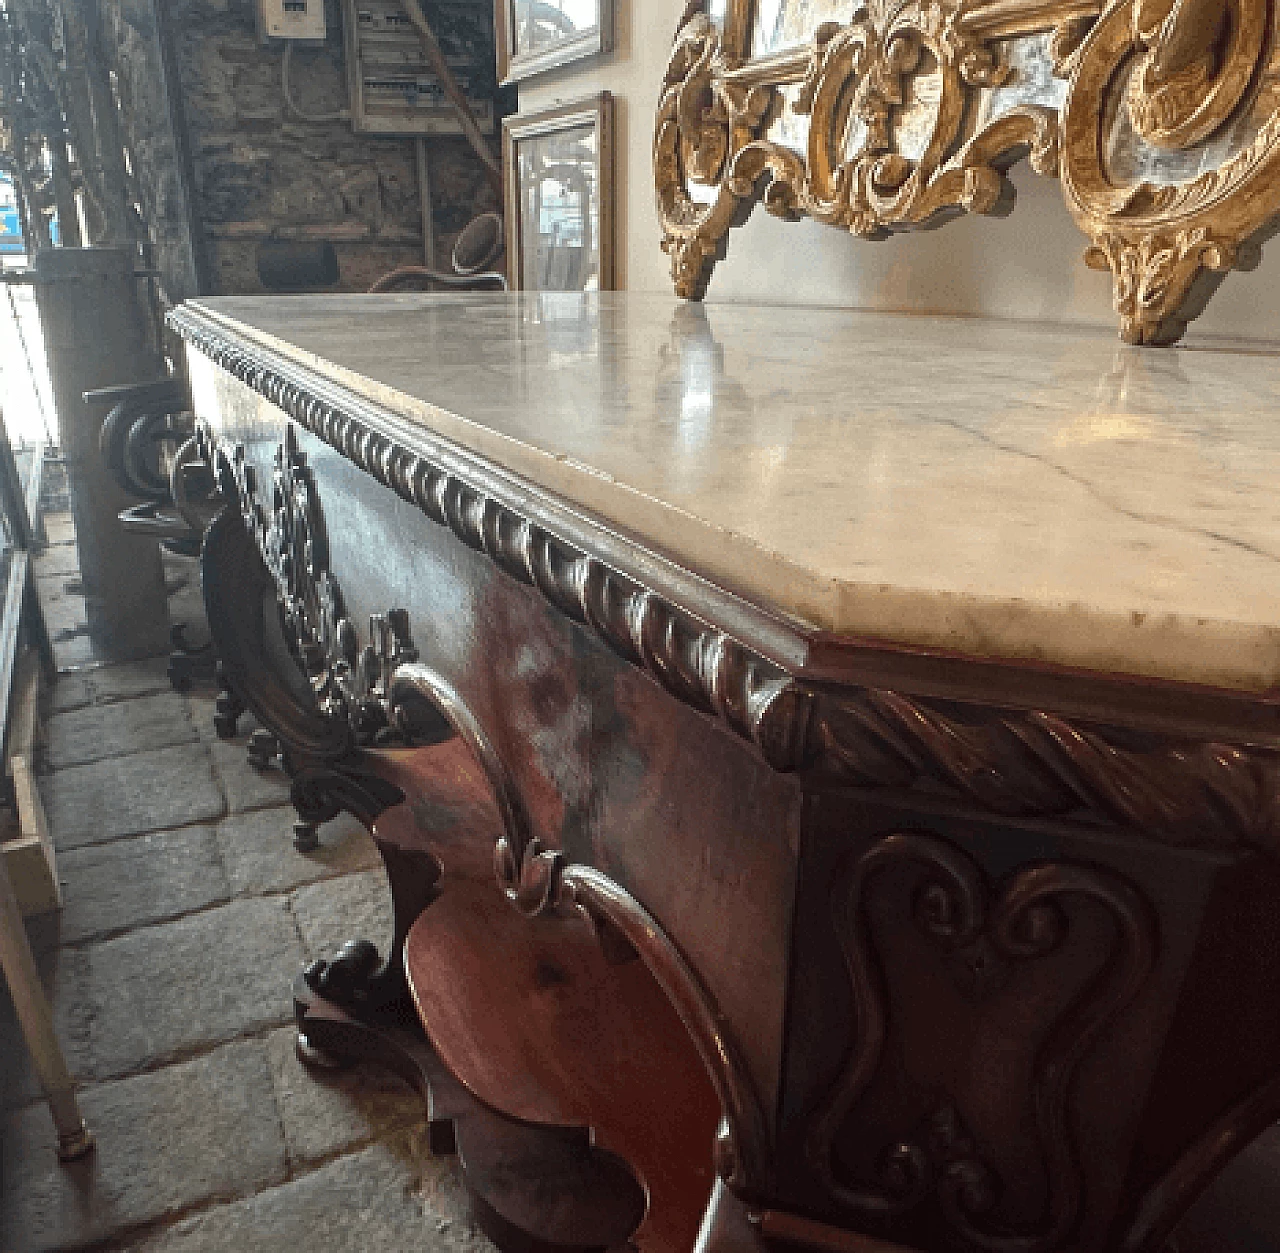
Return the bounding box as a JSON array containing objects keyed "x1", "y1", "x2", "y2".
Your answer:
[
  {"x1": 656, "y1": 0, "x2": 1280, "y2": 343},
  {"x1": 809, "y1": 833, "x2": 1157, "y2": 1249},
  {"x1": 207, "y1": 421, "x2": 420, "y2": 756}
]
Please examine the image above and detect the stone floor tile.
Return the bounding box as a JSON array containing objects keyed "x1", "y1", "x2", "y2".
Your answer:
[
  {"x1": 0, "y1": 946, "x2": 91, "y2": 1114},
  {"x1": 81, "y1": 896, "x2": 304, "y2": 1080},
  {"x1": 89, "y1": 657, "x2": 174, "y2": 704},
  {"x1": 43, "y1": 742, "x2": 225, "y2": 850},
  {"x1": 218, "y1": 807, "x2": 380, "y2": 898},
  {"x1": 186, "y1": 687, "x2": 218, "y2": 734},
  {"x1": 209, "y1": 738, "x2": 290, "y2": 813},
  {"x1": 126, "y1": 1136, "x2": 494, "y2": 1253},
  {"x1": 291, "y1": 869, "x2": 395, "y2": 965},
  {"x1": 56, "y1": 826, "x2": 230, "y2": 945},
  {"x1": 53, "y1": 630, "x2": 98, "y2": 671},
  {"x1": 265, "y1": 1026, "x2": 422, "y2": 1166},
  {"x1": 38, "y1": 578, "x2": 89, "y2": 637},
  {"x1": 0, "y1": 1038, "x2": 289, "y2": 1253},
  {"x1": 51, "y1": 671, "x2": 93, "y2": 713},
  {"x1": 33, "y1": 543, "x2": 80, "y2": 579},
  {"x1": 49, "y1": 692, "x2": 198, "y2": 769},
  {"x1": 41, "y1": 512, "x2": 76, "y2": 547}
]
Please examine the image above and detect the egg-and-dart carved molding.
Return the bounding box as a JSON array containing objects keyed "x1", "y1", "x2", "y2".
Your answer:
[
  {"x1": 174, "y1": 307, "x2": 1280, "y2": 857},
  {"x1": 657, "y1": 0, "x2": 1280, "y2": 344}
]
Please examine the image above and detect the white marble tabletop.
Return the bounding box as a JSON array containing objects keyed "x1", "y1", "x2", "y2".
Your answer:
[{"x1": 185, "y1": 292, "x2": 1280, "y2": 694}]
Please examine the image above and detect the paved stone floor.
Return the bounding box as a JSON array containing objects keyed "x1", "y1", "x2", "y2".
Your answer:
[
  {"x1": 0, "y1": 513, "x2": 498, "y2": 1252},
  {"x1": 6, "y1": 512, "x2": 1280, "y2": 1252}
]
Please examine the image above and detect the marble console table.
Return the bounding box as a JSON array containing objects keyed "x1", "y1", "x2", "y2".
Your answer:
[{"x1": 172, "y1": 291, "x2": 1280, "y2": 1253}]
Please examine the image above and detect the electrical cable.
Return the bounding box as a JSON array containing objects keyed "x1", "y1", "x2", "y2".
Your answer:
[{"x1": 281, "y1": 41, "x2": 350, "y2": 124}]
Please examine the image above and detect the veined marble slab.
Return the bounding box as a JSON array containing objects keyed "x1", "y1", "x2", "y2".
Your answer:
[{"x1": 183, "y1": 292, "x2": 1280, "y2": 694}]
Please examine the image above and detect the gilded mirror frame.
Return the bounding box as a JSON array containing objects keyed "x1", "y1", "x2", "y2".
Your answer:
[{"x1": 656, "y1": 0, "x2": 1280, "y2": 343}]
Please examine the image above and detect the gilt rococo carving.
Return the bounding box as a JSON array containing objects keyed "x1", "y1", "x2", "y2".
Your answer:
[{"x1": 656, "y1": 0, "x2": 1280, "y2": 342}]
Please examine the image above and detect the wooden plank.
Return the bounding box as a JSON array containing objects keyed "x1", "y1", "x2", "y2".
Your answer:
[
  {"x1": 0, "y1": 844, "x2": 92, "y2": 1158},
  {"x1": 6, "y1": 647, "x2": 41, "y2": 776},
  {"x1": 3, "y1": 647, "x2": 57, "y2": 917},
  {"x1": 3, "y1": 831, "x2": 60, "y2": 916},
  {"x1": 6, "y1": 754, "x2": 58, "y2": 914}
]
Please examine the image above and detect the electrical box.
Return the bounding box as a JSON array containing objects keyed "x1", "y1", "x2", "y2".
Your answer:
[
  {"x1": 341, "y1": 0, "x2": 496, "y2": 136},
  {"x1": 258, "y1": 0, "x2": 328, "y2": 42}
]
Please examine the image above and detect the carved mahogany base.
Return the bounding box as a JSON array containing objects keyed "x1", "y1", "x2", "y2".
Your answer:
[
  {"x1": 190, "y1": 404, "x2": 1280, "y2": 1253},
  {"x1": 294, "y1": 968, "x2": 650, "y2": 1253}
]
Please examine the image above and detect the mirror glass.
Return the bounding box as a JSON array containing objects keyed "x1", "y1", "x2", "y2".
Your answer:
[
  {"x1": 516, "y1": 121, "x2": 601, "y2": 291},
  {"x1": 511, "y1": 0, "x2": 601, "y2": 56},
  {"x1": 750, "y1": 0, "x2": 857, "y2": 55}
]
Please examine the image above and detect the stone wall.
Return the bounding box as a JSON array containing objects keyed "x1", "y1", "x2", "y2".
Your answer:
[
  {"x1": 100, "y1": 0, "x2": 500, "y2": 298},
  {"x1": 99, "y1": 0, "x2": 206, "y2": 301}
]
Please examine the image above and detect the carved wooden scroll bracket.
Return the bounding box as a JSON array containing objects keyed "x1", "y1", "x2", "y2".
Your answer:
[
  {"x1": 384, "y1": 662, "x2": 775, "y2": 1204},
  {"x1": 656, "y1": 0, "x2": 1280, "y2": 343}
]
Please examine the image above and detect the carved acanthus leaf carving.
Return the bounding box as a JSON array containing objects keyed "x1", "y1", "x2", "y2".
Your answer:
[
  {"x1": 209, "y1": 420, "x2": 420, "y2": 754},
  {"x1": 656, "y1": 0, "x2": 1280, "y2": 342},
  {"x1": 1080, "y1": 228, "x2": 1239, "y2": 344}
]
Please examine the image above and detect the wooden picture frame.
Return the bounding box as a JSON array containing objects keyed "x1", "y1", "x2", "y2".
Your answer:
[
  {"x1": 503, "y1": 93, "x2": 614, "y2": 293},
  {"x1": 495, "y1": 0, "x2": 612, "y2": 86}
]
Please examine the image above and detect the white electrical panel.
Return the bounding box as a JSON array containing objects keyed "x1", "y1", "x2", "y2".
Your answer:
[
  {"x1": 258, "y1": 0, "x2": 328, "y2": 42},
  {"x1": 341, "y1": 0, "x2": 496, "y2": 136}
]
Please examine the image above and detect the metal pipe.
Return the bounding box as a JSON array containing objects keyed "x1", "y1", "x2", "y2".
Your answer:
[{"x1": 416, "y1": 137, "x2": 436, "y2": 271}]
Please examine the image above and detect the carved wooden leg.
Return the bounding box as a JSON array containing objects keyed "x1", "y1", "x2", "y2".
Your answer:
[
  {"x1": 295, "y1": 838, "x2": 442, "y2": 1063},
  {"x1": 212, "y1": 665, "x2": 246, "y2": 739},
  {"x1": 167, "y1": 623, "x2": 218, "y2": 693}
]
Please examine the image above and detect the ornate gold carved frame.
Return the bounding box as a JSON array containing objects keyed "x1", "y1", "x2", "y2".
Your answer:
[{"x1": 656, "y1": 0, "x2": 1280, "y2": 343}]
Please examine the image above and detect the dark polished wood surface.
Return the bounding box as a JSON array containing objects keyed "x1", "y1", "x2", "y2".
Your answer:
[{"x1": 175, "y1": 304, "x2": 1280, "y2": 1253}]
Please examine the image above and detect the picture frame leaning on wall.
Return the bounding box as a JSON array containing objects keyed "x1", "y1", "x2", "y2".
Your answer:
[
  {"x1": 495, "y1": 0, "x2": 612, "y2": 84},
  {"x1": 503, "y1": 92, "x2": 615, "y2": 293}
]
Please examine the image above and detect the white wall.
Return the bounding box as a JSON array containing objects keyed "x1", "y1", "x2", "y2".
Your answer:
[{"x1": 515, "y1": 0, "x2": 1280, "y2": 340}]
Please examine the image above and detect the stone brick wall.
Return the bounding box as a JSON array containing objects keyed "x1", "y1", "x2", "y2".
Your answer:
[
  {"x1": 100, "y1": 0, "x2": 500, "y2": 298},
  {"x1": 99, "y1": 0, "x2": 205, "y2": 300}
]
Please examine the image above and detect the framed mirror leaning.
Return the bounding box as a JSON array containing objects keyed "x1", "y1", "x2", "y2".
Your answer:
[
  {"x1": 495, "y1": 0, "x2": 612, "y2": 84},
  {"x1": 504, "y1": 93, "x2": 615, "y2": 293}
]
